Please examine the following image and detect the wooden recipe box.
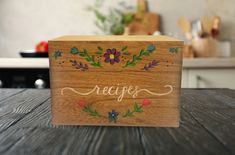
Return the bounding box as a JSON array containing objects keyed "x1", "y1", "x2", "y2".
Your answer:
[{"x1": 49, "y1": 36, "x2": 183, "y2": 127}]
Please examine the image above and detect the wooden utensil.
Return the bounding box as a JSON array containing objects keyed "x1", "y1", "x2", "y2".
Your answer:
[
  {"x1": 127, "y1": 0, "x2": 159, "y2": 35},
  {"x1": 201, "y1": 16, "x2": 213, "y2": 34},
  {"x1": 183, "y1": 45, "x2": 194, "y2": 58},
  {"x1": 211, "y1": 16, "x2": 221, "y2": 38},
  {"x1": 178, "y1": 16, "x2": 192, "y2": 40},
  {"x1": 192, "y1": 37, "x2": 217, "y2": 57},
  {"x1": 178, "y1": 17, "x2": 191, "y2": 33},
  {"x1": 137, "y1": 0, "x2": 148, "y2": 14}
]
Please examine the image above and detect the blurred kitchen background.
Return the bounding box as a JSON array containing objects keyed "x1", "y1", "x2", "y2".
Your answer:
[{"x1": 0, "y1": 0, "x2": 235, "y2": 89}]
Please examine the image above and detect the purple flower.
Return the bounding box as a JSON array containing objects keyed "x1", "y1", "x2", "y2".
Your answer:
[{"x1": 104, "y1": 48, "x2": 120, "y2": 65}]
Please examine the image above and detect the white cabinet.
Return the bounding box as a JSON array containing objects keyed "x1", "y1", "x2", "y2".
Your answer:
[
  {"x1": 181, "y1": 70, "x2": 188, "y2": 88},
  {"x1": 182, "y1": 58, "x2": 235, "y2": 89},
  {"x1": 182, "y1": 69, "x2": 235, "y2": 89}
]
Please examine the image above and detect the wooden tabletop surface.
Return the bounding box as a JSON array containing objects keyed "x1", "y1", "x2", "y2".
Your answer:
[{"x1": 0, "y1": 89, "x2": 234, "y2": 155}]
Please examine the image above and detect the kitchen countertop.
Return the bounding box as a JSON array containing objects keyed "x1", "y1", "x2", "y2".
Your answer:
[
  {"x1": 0, "y1": 57, "x2": 235, "y2": 69},
  {"x1": 0, "y1": 88, "x2": 234, "y2": 155},
  {"x1": 0, "y1": 58, "x2": 49, "y2": 68},
  {"x1": 183, "y1": 57, "x2": 235, "y2": 68}
]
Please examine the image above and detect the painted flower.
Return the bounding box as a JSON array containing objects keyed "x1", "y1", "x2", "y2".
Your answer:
[
  {"x1": 54, "y1": 50, "x2": 62, "y2": 59},
  {"x1": 108, "y1": 109, "x2": 119, "y2": 123},
  {"x1": 78, "y1": 99, "x2": 87, "y2": 108},
  {"x1": 147, "y1": 44, "x2": 156, "y2": 53},
  {"x1": 141, "y1": 99, "x2": 151, "y2": 106},
  {"x1": 169, "y1": 47, "x2": 178, "y2": 54},
  {"x1": 104, "y1": 48, "x2": 120, "y2": 65}
]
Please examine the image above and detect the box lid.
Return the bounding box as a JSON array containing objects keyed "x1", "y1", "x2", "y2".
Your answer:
[{"x1": 50, "y1": 35, "x2": 183, "y2": 42}]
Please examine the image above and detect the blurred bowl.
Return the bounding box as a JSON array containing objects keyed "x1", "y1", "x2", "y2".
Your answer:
[
  {"x1": 192, "y1": 37, "x2": 217, "y2": 57},
  {"x1": 19, "y1": 49, "x2": 48, "y2": 58}
]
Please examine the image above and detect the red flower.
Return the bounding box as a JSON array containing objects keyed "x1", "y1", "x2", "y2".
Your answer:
[
  {"x1": 141, "y1": 99, "x2": 151, "y2": 106},
  {"x1": 77, "y1": 99, "x2": 87, "y2": 108}
]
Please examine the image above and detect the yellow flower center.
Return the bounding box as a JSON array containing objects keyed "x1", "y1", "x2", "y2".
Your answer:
[{"x1": 109, "y1": 54, "x2": 115, "y2": 59}]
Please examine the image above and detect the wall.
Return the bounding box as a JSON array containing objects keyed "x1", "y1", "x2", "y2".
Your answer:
[{"x1": 0, "y1": 0, "x2": 234, "y2": 57}]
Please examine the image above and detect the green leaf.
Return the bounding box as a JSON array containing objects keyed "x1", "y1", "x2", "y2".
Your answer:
[
  {"x1": 83, "y1": 109, "x2": 88, "y2": 112},
  {"x1": 142, "y1": 52, "x2": 150, "y2": 56},
  {"x1": 124, "y1": 110, "x2": 134, "y2": 117},
  {"x1": 83, "y1": 49, "x2": 88, "y2": 55},
  {"x1": 122, "y1": 51, "x2": 130, "y2": 55},
  {"x1": 79, "y1": 52, "x2": 86, "y2": 57},
  {"x1": 91, "y1": 55, "x2": 95, "y2": 61},
  {"x1": 130, "y1": 63, "x2": 136, "y2": 67},
  {"x1": 95, "y1": 51, "x2": 103, "y2": 55},
  {"x1": 124, "y1": 60, "x2": 135, "y2": 67},
  {"x1": 54, "y1": 51, "x2": 62, "y2": 59},
  {"x1": 91, "y1": 61, "x2": 101, "y2": 67},
  {"x1": 71, "y1": 47, "x2": 79, "y2": 55},
  {"x1": 83, "y1": 106, "x2": 89, "y2": 112},
  {"x1": 134, "y1": 103, "x2": 143, "y2": 112},
  {"x1": 126, "y1": 61, "x2": 132, "y2": 65},
  {"x1": 86, "y1": 57, "x2": 92, "y2": 62},
  {"x1": 94, "y1": 9, "x2": 106, "y2": 23},
  {"x1": 97, "y1": 46, "x2": 103, "y2": 51},
  {"x1": 133, "y1": 55, "x2": 137, "y2": 61},
  {"x1": 134, "y1": 103, "x2": 138, "y2": 111},
  {"x1": 122, "y1": 46, "x2": 128, "y2": 51},
  {"x1": 88, "y1": 55, "x2": 92, "y2": 60},
  {"x1": 139, "y1": 49, "x2": 145, "y2": 56},
  {"x1": 112, "y1": 24, "x2": 125, "y2": 35},
  {"x1": 123, "y1": 13, "x2": 134, "y2": 25},
  {"x1": 90, "y1": 111, "x2": 99, "y2": 116},
  {"x1": 136, "y1": 57, "x2": 142, "y2": 61},
  {"x1": 91, "y1": 63, "x2": 96, "y2": 66}
]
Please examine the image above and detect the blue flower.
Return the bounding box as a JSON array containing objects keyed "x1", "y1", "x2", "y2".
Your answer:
[
  {"x1": 108, "y1": 110, "x2": 119, "y2": 123},
  {"x1": 147, "y1": 44, "x2": 156, "y2": 53},
  {"x1": 54, "y1": 50, "x2": 62, "y2": 59},
  {"x1": 169, "y1": 48, "x2": 178, "y2": 54},
  {"x1": 71, "y1": 47, "x2": 79, "y2": 55}
]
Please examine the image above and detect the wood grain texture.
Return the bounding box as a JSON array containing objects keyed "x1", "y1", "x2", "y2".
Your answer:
[
  {"x1": 0, "y1": 89, "x2": 50, "y2": 132},
  {"x1": 139, "y1": 109, "x2": 231, "y2": 155},
  {"x1": 181, "y1": 89, "x2": 235, "y2": 154},
  {"x1": 0, "y1": 89, "x2": 234, "y2": 155},
  {"x1": 0, "y1": 89, "x2": 25, "y2": 101},
  {"x1": 49, "y1": 36, "x2": 183, "y2": 127}
]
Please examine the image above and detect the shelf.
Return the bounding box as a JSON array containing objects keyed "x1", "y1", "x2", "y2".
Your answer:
[
  {"x1": 0, "y1": 58, "x2": 49, "y2": 69},
  {"x1": 0, "y1": 57, "x2": 235, "y2": 69},
  {"x1": 183, "y1": 57, "x2": 235, "y2": 68}
]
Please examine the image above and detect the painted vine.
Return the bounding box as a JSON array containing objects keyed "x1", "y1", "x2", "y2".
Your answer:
[
  {"x1": 52, "y1": 44, "x2": 180, "y2": 71},
  {"x1": 123, "y1": 44, "x2": 156, "y2": 68},
  {"x1": 76, "y1": 99, "x2": 151, "y2": 123}
]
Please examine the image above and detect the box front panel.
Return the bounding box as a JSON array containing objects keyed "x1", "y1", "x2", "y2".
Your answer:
[{"x1": 49, "y1": 40, "x2": 182, "y2": 127}]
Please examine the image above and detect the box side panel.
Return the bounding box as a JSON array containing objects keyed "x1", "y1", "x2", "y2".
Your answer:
[
  {"x1": 49, "y1": 40, "x2": 183, "y2": 127},
  {"x1": 48, "y1": 41, "x2": 59, "y2": 124}
]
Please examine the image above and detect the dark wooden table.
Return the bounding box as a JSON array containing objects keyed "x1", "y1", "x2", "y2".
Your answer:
[{"x1": 0, "y1": 89, "x2": 234, "y2": 155}]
